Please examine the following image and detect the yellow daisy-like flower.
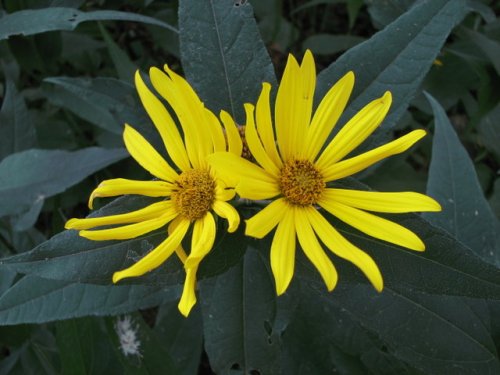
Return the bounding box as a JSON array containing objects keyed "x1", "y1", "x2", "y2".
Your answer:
[
  {"x1": 66, "y1": 66, "x2": 243, "y2": 316},
  {"x1": 208, "y1": 50, "x2": 441, "y2": 295}
]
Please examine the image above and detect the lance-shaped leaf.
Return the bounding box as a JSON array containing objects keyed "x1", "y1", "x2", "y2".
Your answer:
[
  {"x1": 293, "y1": 282, "x2": 500, "y2": 374},
  {"x1": 200, "y1": 248, "x2": 280, "y2": 374},
  {"x1": 0, "y1": 78, "x2": 36, "y2": 160},
  {"x1": 179, "y1": 0, "x2": 277, "y2": 123},
  {"x1": 0, "y1": 274, "x2": 181, "y2": 325},
  {"x1": 43, "y1": 77, "x2": 143, "y2": 135},
  {"x1": 0, "y1": 147, "x2": 127, "y2": 217},
  {"x1": 424, "y1": 93, "x2": 500, "y2": 265},
  {"x1": 316, "y1": 0, "x2": 467, "y2": 138},
  {"x1": 0, "y1": 7, "x2": 177, "y2": 40}
]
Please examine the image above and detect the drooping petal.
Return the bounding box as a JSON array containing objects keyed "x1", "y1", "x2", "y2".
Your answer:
[
  {"x1": 245, "y1": 198, "x2": 289, "y2": 238},
  {"x1": 79, "y1": 207, "x2": 178, "y2": 241},
  {"x1": 207, "y1": 152, "x2": 277, "y2": 187},
  {"x1": 66, "y1": 200, "x2": 174, "y2": 230},
  {"x1": 322, "y1": 129, "x2": 426, "y2": 181},
  {"x1": 169, "y1": 216, "x2": 188, "y2": 264},
  {"x1": 213, "y1": 200, "x2": 240, "y2": 233},
  {"x1": 178, "y1": 265, "x2": 198, "y2": 317},
  {"x1": 319, "y1": 199, "x2": 425, "y2": 251},
  {"x1": 275, "y1": 53, "x2": 301, "y2": 160},
  {"x1": 184, "y1": 212, "x2": 216, "y2": 268},
  {"x1": 112, "y1": 217, "x2": 190, "y2": 282},
  {"x1": 307, "y1": 208, "x2": 383, "y2": 291},
  {"x1": 87, "y1": 178, "x2": 174, "y2": 209},
  {"x1": 323, "y1": 189, "x2": 441, "y2": 213},
  {"x1": 295, "y1": 208, "x2": 337, "y2": 291},
  {"x1": 255, "y1": 82, "x2": 282, "y2": 166},
  {"x1": 123, "y1": 124, "x2": 178, "y2": 182},
  {"x1": 304, "y1": 71, "x2": 354, "y2": 160},
  {"x1": 220, "y1": 110, "x2": 243, "y2": 156},
  {"x1": 270, "y1": 207, "x2": 296, "y2": 295},
  {"x1": 135, "y1": 71, "x2": 190, "y2": 171},
  {"x1": 244, "y1": 103, "x2": 280, "y2": 176},
  {"x1": 316, "y1": 91, "x2": 392, "y2": 170}
]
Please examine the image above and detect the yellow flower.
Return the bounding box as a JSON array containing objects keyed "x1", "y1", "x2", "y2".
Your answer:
[
  {"x1": 208, "y1": 50, "x2": 441, "y2": 295},
  {"x1": 66, "y1": 66, "x2": 242, "y2": 316}
]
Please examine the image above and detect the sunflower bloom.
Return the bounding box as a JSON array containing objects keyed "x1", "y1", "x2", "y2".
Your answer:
[
  {"x1": 208, "y1": 50, "x2": 441, "y2": 295},
  {"x1": 66, "y1": 66, "x2": 243, "y2": 316}
]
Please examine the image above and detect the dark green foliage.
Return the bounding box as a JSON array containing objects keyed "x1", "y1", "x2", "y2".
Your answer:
[{"x1": 1, "y1": 0, "x2": 499, "y2": 374}]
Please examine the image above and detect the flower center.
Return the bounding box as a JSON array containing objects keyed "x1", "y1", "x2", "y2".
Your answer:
[
  {"x1": 279, "y1": 159, "x2": 325, "y2": 206},
  {"x1": 172, "y1": 169, "x2": 215, "y2": 221}
]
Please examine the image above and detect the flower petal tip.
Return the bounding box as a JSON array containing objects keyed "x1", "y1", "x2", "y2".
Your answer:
[
  {"x1": 64, "y1": 219, "x2": 78, "y2": 230},
  {"x1": 178, "y1": 299, "x2": 195, "y2": 318}
]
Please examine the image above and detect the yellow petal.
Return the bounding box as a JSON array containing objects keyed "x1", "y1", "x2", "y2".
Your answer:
[
  {"x1": 169, "y1": 216, "x2": 188, "y2": 264},
  {"x1": 207, "y1": 152, "x2": 276, "y2": 187},
  {"x1": 213, "y1": 200, "x2": 240, "y2": 233},
  {"x1": 184, "y1": 212, "x2": 216, "y2": 268},
  {"x1": 88, "y1": 178, "x2": 173, "y2": 209},
  {"x1": 236, "y1": 178, "x2": 280, "y2": 200},
  {"x1": 323, "y1": 129, "x2": 426, "y2": 181},
  {"x1": 255, "y1": 82, "x2": 282, "y2": 166},
  {"x1": 123, "y1": 124, "x2": 178, "y2": 182},
  {"x1": 135, "y1": 71, "x2": 190, "y2": 171},
  {"x1": 178, "y1": 265, "x2": 198, "y2": 317},
  {"x1": 204, "y1": 107, "x2": 226, "y2": 153},
  {"x1": 80, "y1": 207, "x2": 177, "y2": 241},
  {"x1": 317, "y1": 91, "x2": 392, "y2": 170},
  {"x1": 215, "y1": 184, "x2": 235, "y2": 201},
  {"x1": 305, "y1": 71, "x2": 354, "y2": 160},
  {"x1": 113, "y1": 217, "x2": 190, "y2": 282},
  {"x1": 149, "y1": 67, "x2": 205, "y2": 168},
  {"x1": 319, "y1": 199, "x2": 425, "y2": 251},
  {"x1": 295, "y1": 208, "x2": 337, "y2": 291},
  {"x1": 307, "y1": 208, "x2": 383, "y2": 291},
  {"x1": 66, "y1": 200, "x2": 173, "y2": 230},
  {"x1": 220, "y1": 110, "x2": 243, "y2": 156},
  {"x1": 270, "y1": 207, "x2": 296, "y2": 295},
  {"x1": 245, "y1": 198, "x2": 288, "y2": 238},
  {"x1": 323, "y1": 189, "x2": 442, "y2": 213},
  {"x1": 275, "y1": 53, "x2": 301, "y2": 160},
  {"x1": 244, "y1": 103, "x2": 280, "y2": 175},
  {"x1": 163, "y1": 64, "x2": 212, "y2": 166}
]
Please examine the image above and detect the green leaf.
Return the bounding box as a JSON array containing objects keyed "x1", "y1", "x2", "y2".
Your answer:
[
  {"x1": 299, "y1": 282, "x2": 500, "y2": 374},
  {"x1": 42, "y1": 77, "x2": 143, "y2": 135},
  {"x1": 302, "y1": 34, "x2": 365, "y2": 56},
  {"x1": 98, "y1": 23, "x2": 137, "y2": 83},
  {"x1": 478, "y1": 102, "x2": 500, "y2": 159},
  {"x1": 0, "y1": 147, "x2": 127, "y2": 217},
  {"x1": 316, "y1": 0, "x2": 467, "y2": 138},
  {"x1": 0, "y1": 78, "x2": 36, "y2": 160},
  {"x1": 179, "y1": 0, "x2": 277, "y2": 123},
  {"x1": 0, "y1": 274, "x2": 181, "y2": 325},
  {"x1": 200, "y1": 248, "x2": 280, "y2": 374},
  {"x1": 460, "y1": 27, "x2": 500, "y2": 75},
  {"x1": 0, "y1": 7, "x2": 177, "y2": 40},
  {"x1": 366, "y1": 0, "x2": 416, "y2": 29},
  {"x1": 155, "y1": 302, "x2": 203, "y2": 375},
  {"x1": 281, "y1": 284, "x2": 416, "y2": 374},
  {"x1": 424, "y1": 93, "x2": 500, "y2": 265}
]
